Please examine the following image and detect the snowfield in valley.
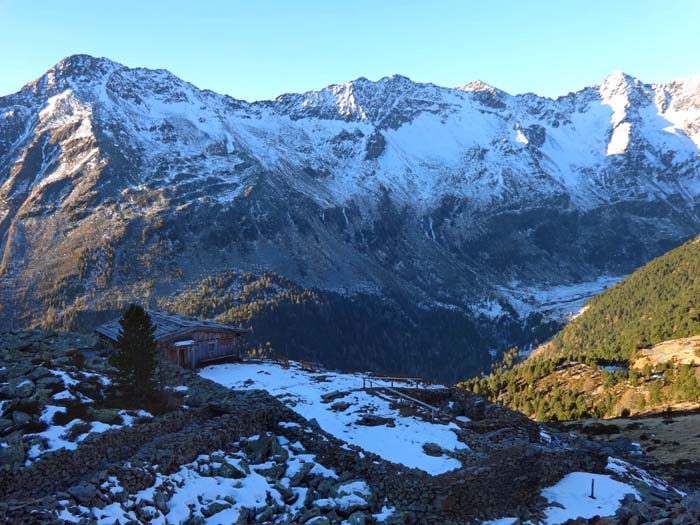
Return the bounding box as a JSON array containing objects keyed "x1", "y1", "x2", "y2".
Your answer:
[{"x1": 200, "y1": 362, "x2": 467, "y2": 475}]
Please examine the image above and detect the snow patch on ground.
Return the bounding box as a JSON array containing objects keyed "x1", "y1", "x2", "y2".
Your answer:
[
  {"x1": 607, "y1": 457, "x2": 680, "y2": 494},
  {"x1": 541, "y1": 472, "x2": 638, "y2": 524},
  {"x1": 21, "y1": 367, "x2": 152, "y2": 463},
  {"x1": 56, "y1": 434, "x2": 357, "y2": 525},
  {"x1": 200, "y1": 362, "x2": 465, "y2": 475},
  {"x1": 486, "y1": 464, "x2": 644, "y2": 525},
  {"x1": 482, "y1": 518, "x2": 521, "y2": 525},
  {"x1": 25, "y1": 406, "x2": 153, "y2": 462}
]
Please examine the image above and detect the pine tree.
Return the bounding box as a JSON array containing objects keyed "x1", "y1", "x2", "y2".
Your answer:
[
  {"x1": 628, "y1": 368, "x2": 639, "y2": 386},
  {"x1": 649, "y1": 380, "x2": 663, "y2": 406},
  {"x1": 110, "y1": 304, "x2": 158, "y2": 398}
]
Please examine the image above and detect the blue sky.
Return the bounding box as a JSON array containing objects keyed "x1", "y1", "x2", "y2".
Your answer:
[{"x1": 1, "y1": 0, "x2": 699, "y2": 101}]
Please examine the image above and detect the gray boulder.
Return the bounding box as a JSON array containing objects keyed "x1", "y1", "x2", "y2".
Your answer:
[
  {"x1": 356, "y1": 414, "x2": 394, "y2": 427},
  {"x1": 0, "y1": 432, "x2": 25, "y2": 467},
  {"x1": 216, "y1": 460, "x2": 246, "y2": 479},
  {"x1": 289, "y1": 461, "x2": 315, "y2": 486},
  {"x1": 11, "y1": 411, "x2": 32, "y2": 428},
  {"x1": 4, "y1": 363, "x2": 33, "y2": 378},
  {"x1": 347, "y1": 511, "x2": 367, "y2": 525},
  {"x1": 6, "y1": 379, "x2": 35, "y2": 398},
  {"x1": 68, "y1": 483, "x2": 97, "y2": 505},
  {"x1": 682, "y1": 492, "x2": 700, "y2": 512},
  {"x1": 201, "y1": 501, "x2": 231, "y2": 518},
  {"x1": 422, "y1": 442, "x2": 443, "y2": 457},
  {"x1": 0, "y1": 418, "x2": 14, "y2": 435},
  {"x1": 254, "y1": 462, "x2": 287, "y2": 482},
  {"x1": 28, "y1": 367, "x2": 51, "y2": 381},
  {"x1": 88, "y1": 408, "x2": 122, "y2": 425},
  {"x1": 244, "y1": 432, "x2": 276, "y2": 463},
  {"x1": 36, "y1": 375, "x2": 65, "y2": 394}
]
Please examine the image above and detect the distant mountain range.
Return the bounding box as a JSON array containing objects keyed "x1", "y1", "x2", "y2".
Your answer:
[{"x1": 1, "y1": 54, "x2": 700, "y2": 379}]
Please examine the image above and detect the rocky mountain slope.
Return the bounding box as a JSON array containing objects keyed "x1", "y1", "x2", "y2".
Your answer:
[
  {"x1": 2, "y1": 55, "x2": 700, "y2": 379},
  {"x1": 461, "y1": 237, "x2": 700, "y2": 420}
]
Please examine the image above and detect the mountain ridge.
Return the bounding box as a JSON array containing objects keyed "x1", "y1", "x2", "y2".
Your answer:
[{"x1": 2, "y1": 54, "x2": 700, "y2": 379}]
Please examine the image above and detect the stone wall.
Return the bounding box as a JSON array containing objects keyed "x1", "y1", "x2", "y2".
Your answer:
[
  {"x1": 279, "y1": 411, "x2": 605, "y2": 523},
  {"x1": 0, "y1": 400, "x2": 277, "y2": 500},
  {"x1": 1, "y1": 361, "x2": 610, "y2": 524}
]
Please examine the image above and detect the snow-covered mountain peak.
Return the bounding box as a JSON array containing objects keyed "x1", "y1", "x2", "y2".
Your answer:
[
  {"x1": 19, "y1": 55, "x2": 118, "y2": 98},
  {"x1": 272, "y1": 73, "x2": 454, "y2": 127},
  {"x1": 54, "y1": 54, "x2": 120, "y2": 77},
  {"x1": 598, "y1": 71, "x2": 643, "y2": 112},
  {"x1": 456, "y1": 79, "x2": 503, "y2": 96},
  {"x1": 455, "y1": 80, "x2": 509, "y2": 109},
  {"x1": 599, "y1": 70, "x2": 636, "y2": 93},
  {"x1": 2, "y1": 56, "x2": 700, "y2": 354},
  {"x1": 595, "y1": 72, "x2": 646, "y2": 155}
]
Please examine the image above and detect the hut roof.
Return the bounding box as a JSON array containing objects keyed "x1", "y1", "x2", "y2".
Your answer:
[{"x1": 95, "y1": 309, "x2": 249, "y2": 342}]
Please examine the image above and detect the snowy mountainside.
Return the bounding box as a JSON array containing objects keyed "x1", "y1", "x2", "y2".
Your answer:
[{"x1": 1, "y1": 55, "x2": 700, "y2": 378}]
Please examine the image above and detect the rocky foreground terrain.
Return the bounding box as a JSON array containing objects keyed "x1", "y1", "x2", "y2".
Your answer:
[{"x1": 1, "y1": 330, "x2": 699, "y2": 524}]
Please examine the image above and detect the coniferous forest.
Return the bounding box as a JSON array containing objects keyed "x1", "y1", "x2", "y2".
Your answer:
[{"x1": 459, "y1": 237, "x2": 700, "y2": 420}]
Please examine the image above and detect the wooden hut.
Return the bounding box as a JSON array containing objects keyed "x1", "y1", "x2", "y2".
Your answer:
[{"x1": 95, "y1": 310, "x2": 249, "y2": 369}]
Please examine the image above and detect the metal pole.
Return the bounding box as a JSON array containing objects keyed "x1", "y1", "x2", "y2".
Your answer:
[{"x1": 590, "y1": 478, "x2": 595, "y2": 499}]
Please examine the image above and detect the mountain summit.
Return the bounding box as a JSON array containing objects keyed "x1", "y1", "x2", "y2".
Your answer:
[{"x1": 1, "y1": 55, "x2": 700, "y2": 379}]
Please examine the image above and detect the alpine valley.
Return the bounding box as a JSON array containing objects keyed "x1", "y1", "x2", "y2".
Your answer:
[{"x1": 2, "y1": 55, "x2": 700, "y2": 380}]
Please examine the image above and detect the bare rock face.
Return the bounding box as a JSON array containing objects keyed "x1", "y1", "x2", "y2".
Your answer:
[{"x1": 2, "y1": 56, "x2": 700, "y2": 378}]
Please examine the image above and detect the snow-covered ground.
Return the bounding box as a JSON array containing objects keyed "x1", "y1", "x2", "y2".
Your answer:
[
  {"x1": 484, "y1": 457, "x2": 679, "y2": 524},
  {"x1": 25, "y1": 405, "x2": 152, "y2": 463},
  {"x1": 495, "y1": 275, "x2": 623, "y2": 321},
  {"x1": 18, "y1": 367, "x2": 152, "y2": 463},
  {"x1": 57, "y1": 433, "x2": 392, "y2": 525},
  {"x1": 200, "y1": 362, "x2": 467, "y2": 475},
  {"x1": 484, "y1": 473, "x2": 637, "y2": 525},
  {"x1": 541, "y1": 472, "x2": 638, "y2": 524}
]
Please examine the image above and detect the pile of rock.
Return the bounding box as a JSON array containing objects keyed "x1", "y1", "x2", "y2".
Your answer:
[
  {"x1": 0, "y1": 331, "x2": 158, "y2": 469},
  {"x1": 584, "y1": 490, "x2": 700, "y2": 525},
  {"x1": 52, "y1": 431, "x2": 400, "y2": 525}
]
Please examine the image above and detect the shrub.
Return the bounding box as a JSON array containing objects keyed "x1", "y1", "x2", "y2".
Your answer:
[
  {"x1": 23, "y1": 420, "x2": 49, "y2": 434},
  {"x1": 53, "y1": 403, "x2": 90, "y2": 426},
  {"x1": 63, "y1": 421, "x2": 92, "y2": 441},
  {"x1": 69, "y1": 350, "x2": 87, "y2": 369}
]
